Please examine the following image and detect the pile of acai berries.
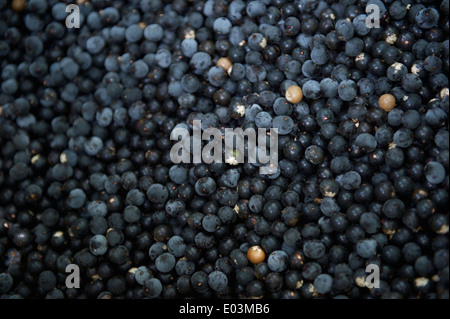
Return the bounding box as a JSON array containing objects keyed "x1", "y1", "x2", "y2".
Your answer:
[{"x1": 0, "y1": 0, "x2": 448, "y2": 299}]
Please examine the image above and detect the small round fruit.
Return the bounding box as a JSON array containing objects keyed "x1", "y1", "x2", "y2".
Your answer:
[
  {"x1": 217, "y1": 57, "x2": 232, "y2": 72},
  {"x1": 12, "y1": 0, "x2": 26, "y2": 12},
  {"x1": 247, "y1": 246, "x2": 266, "y2": 264},
  {"x1": 378, "y1": 94, "x2": 396, "y2": 112},
  {"x1": 285, "y1": 85, "x2": 303, "y2": 103}
]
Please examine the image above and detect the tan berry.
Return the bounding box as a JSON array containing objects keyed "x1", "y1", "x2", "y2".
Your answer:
[
  {"x1": 378, "y1": 94, "x2": 396, "y2": 112},
  {"x1": 285, "y1": 85, "x2": 303, "y2": 104},
  {"x1": 247, "y1": 246, "x2": 266, "y2": 264},
  {"x1": 12, "y1": 0, "x2": 26, "y2": 12},
  {"x1": 440, "y1": 88, "x2": 449, "y2": 99},
  {"x1": 217, "y1": 57, "x2": 232, "y2": 73}
]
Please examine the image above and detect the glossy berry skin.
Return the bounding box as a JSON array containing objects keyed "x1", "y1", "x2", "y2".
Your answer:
[
  {"x1": 378, "y1": 94, "x2": 397, "y2": 112},
  {"x1": 247, "y1": 245, "x2": 266, "y2": 264},
  {"x1": 285, "y1": 85, "x2": 303, "y2": 103}
]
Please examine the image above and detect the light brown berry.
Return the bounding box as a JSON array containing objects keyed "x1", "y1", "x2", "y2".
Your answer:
[
  {"x1": 247, "y1": 246, "x2": 266, "y2": 264},
  {"x1": 285, "y1": 85, "x2": 303, "y2": 104},
  {"x1": 12, "y1": 0, "x2": 26, "y2": 12},
  {"x1": 216, "y1": 57, "x2": 232, "y2": 73},
  {"x1": 378, "y1": 94, "x2": 396, "y2": 112}
]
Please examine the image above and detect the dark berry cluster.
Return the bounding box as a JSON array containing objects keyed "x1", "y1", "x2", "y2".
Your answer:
[{"x1": 0, "y1": 0, "x2": 448, "y2": 299}]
